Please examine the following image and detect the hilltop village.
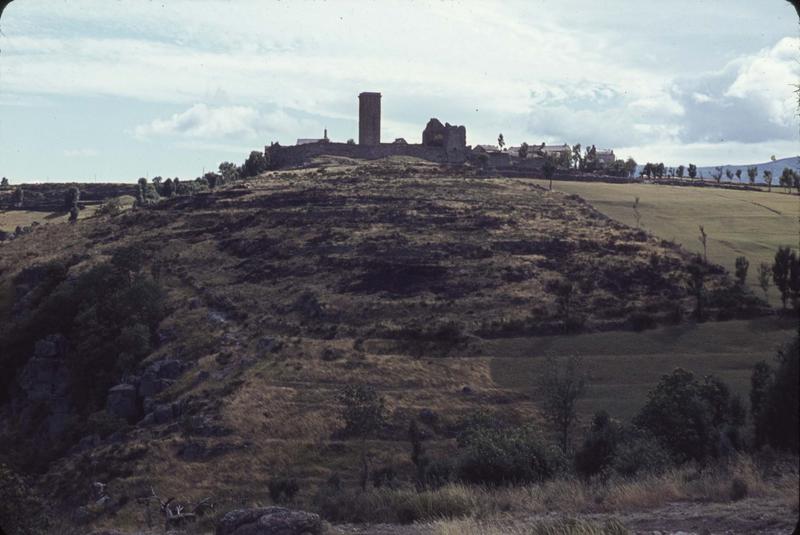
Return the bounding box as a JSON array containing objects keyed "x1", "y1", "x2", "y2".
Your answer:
[{"x1": 264, "y1": 91, "x2": 624, "y2": 176}]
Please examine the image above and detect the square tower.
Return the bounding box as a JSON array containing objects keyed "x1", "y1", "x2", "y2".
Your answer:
[{"x1": 358, "y1": 92, "x2": 381, "y2": 146}]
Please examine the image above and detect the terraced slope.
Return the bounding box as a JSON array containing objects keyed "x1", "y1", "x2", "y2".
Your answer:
[{"x1": 0, "y1": 158, "x2": 776, "y2": 530}]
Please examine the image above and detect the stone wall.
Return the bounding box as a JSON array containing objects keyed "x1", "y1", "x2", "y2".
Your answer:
[{"x1": 265, "y1": 142, "x2": 468, "y2": 169}]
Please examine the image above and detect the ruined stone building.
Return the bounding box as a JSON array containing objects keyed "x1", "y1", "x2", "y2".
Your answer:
[
  {"x1": 358, "y1": 92, "x2": 381, "y2": 146},
  {"x1": 266, "y1": 91, "x2": 470, "y2": 167}
]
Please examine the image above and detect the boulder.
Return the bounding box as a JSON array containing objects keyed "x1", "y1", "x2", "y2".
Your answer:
[
  {"x1": 106, "y1": 384, "x2": 139, "y2": 422},
  {"x1": 216, "y1": 507, "x2": 322, "y2": 535}
]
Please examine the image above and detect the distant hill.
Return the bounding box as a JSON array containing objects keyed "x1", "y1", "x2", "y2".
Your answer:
[
  {"x1": 636, "y1": 157, "x2": 799, "y2": 183},
  {"x1": 695, "y1": 157, "x2": 799, "y2": 183}
]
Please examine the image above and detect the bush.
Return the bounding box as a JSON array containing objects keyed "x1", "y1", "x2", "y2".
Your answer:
[
  {"x1": 752, "y1": 337, "x2": 799, "y2": 452},
  {"x1": 611, "y1": 433, "x2": 671, "y2": 477},
  {"x1": 729, "y1": 477, "x2": 748, "y2": 501},
  {"x1": 96, "y1": 197, "x2": 125, "y2": 217},
  {"x1": 268, "y1": 476, "x2": 299, "y2": 504},
  {"x1": 456, "y1": 424, "x2": 565, "y2": 486},
  {"x1": 574, "y1": 411, "x2": 619, "y2": 478},
  {"x1": 628, "y1": 311, "x2": 657, "y2": 332},
  {"x1": 634, "y1": 368, "x2": 744, "y2": 463}
]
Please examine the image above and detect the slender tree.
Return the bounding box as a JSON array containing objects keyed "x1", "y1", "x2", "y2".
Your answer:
[
  {"x1": 772, "y1": 246, "x2": 795, "y2": 309},
  {"x1": 676, "y1": 165, "x2": 685, "y2": 179},
  {"x1": 688, "y1": 163, "x2": 698, "y2": 179},
  {"x1": 543, "y1": 158, "x2": 558, "y2": 191},
  {"x1": 735, "y1": 169, "x2": 742, "y2": 183},
  {"x1": 338, "y1": 384, "x2": 386, "y2": 491},
  {"x1": 758, "y1": 262, "x2": 771, "y2": 301},
  {"x1": 497, "y1": 133, "x2": 505, "y2": 150},
  {"x1": 518, "y1": 142, "x2": 529, "y2": 159},
  {"x1": 763, "y1": 170, "x2": 773, "y2": 192},
  {"x1": 747, "y1": 166, "x2": 758, "y2": 185},
  {"x1": 539, "y1": 355, "x2": 587, "y2": 453},
  {"x1": 632, "y1": 197, "x2": 642, "y2": 228},
  {"x1": 725, "y1": 169, "x2": 734, "y2": 182},
  {"x1": 734, "y1": 256, "x2": 750, "y2": 287},
  {"x1": 698, "y1": 225, "x2": 708, "y2": 263}
]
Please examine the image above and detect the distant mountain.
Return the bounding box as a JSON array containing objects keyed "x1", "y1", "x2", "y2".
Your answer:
[{"x1": 695, "y1": 157, "x2": 800, "y2": 183}]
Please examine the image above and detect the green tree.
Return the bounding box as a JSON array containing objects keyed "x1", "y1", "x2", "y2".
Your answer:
[
  {"x1": 779, "y1": 168, "x2": 797, "y2": 193},
  {"x1": 203, "y1": 172, "x2": 221, "y2": 189},
  {"x1": 772, "y1": 246, "x2": 795, "y2": 309},
  {"x1": 725, "y1": 169, "x2": 733, "y2": 182},
  {"x1": 162, "y1": 177, "x2": 175, "y2": 197},
  {"x1": 497, "y1": 133, "x2": 505, "y2": 150},
  {"x1": 746, "y1": 166, "x2": 758, "y2": 185},
  {"x1": 518, "y1": 142, "x2": 529, "y2": 159},
  {"x1": 676, "y1": 165, "x2": 685, "y2": 178},
  {"x1": 734, "y1": 256, "x2": 749, "y2": 287},
  {"x1": 711, "y1": 166, "x2": 723, "y2": 184},
  {"x1": 218, "y1": 161, "x2": 240, "y2": 182},
  {"x1": 338, "y1": 384, "x2": 386, "y2": 490},
  {"x1": 752, "y1": 338, "x2": 799, "y2": 452},
  {"x1": 735, "y1": 168, "x2": 742, "y2": 182},
  {"x1": 0, "y1": 177, "x2": 8, "y2": 188},
  {"x1": 242, "y1": 150, "x2": 269, "y2": 178},
  {"x1": 571, "y1": 143, "x2": 582, "y2": 169},
  {"x1": 763, "y1": 170, "x2": 773, "y2": 192},
  {"x1": 624, "y1": 157, "x2": 638, "y2": 178},
  {"x1": 539, "y1": 355, "x2": 587, "y2": 453},
  {"x1": 634, "y1": 369, "x2": 742, "y2": 462},
  {"x1": 688, "y1": 163, "x2": 697, "y2": 179},
  {"x1": 63, "y1": 186, "x2": 80, "y2": 212},
  {"x1": 543, "y1": 158, "x2": 557, "y2": 191}
]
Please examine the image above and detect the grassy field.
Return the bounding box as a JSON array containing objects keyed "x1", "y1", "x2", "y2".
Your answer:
[
  {"x1": 0, "y1": 196, "x2": 135, "y2": 233},
  {"x1": 529, "y1": 180, "x2": 799, "y2": 305},
  {"x1": 489, "y1": 316, "x2": 797, "y2": 420}
]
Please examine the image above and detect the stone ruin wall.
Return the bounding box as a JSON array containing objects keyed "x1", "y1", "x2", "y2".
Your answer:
[{"x1": 266, "y1": 142, "x2": 468, "y2": 169}]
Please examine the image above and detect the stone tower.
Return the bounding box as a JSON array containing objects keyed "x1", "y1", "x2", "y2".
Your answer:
[{"x1": 358, "y1": 92, "x2": 381, "y2": 146}]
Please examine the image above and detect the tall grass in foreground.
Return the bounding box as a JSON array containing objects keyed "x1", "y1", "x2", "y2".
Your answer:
[
  {"x1": 432, "y1": 517, "x2": 629, "y2": 535},
  {"x1": 316, "y1": 454, "x2": 798, "y2": 524}
]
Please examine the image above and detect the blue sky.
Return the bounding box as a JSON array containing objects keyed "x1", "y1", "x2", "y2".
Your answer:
[{"x1": 0, "y1": 0, "x2": 798, "y2": 182}]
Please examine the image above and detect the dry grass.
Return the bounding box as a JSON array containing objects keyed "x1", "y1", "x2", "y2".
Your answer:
[
  {"x1": 431, "y1": 517, "x2": 629, "y2": 535},
  {"x1": 531, "y1": 179, "x2": 800, "y2": 305}
]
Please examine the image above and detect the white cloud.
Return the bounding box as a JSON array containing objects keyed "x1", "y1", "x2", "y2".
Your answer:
[
  {"x1": 725, "y1": 37, "x2": 799, "y2": 127},
  {"x1": 134, "y1": 104, "x2": 261, "y2": 140}
]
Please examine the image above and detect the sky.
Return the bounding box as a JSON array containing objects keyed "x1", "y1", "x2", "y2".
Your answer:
[{"x1": 0, "y1": 0, "x2": 798, "y2": 182}]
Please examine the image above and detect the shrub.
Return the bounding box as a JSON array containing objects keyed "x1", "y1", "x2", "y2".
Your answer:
[
  {"x1": 611, "y1": 432, "x2": 671, "y2": 477},
  {"x1": 456, "y1": 424, "x2": 565, "y2": 486},
  {"x1": 574, "y1": 411, "x2": 619, "y2": 478},
  {"x1": 268, "y1": 477, "x2": 299, "y2": 504},
  {"x1": 96, "y1": 197, "x2": 124, "y2": 217},
  {"x1": 628, "y1": 311, "x2": 656, "y2": 332},
  {"x1": 730, "y1": 477, "x2": 748, "y2": 501},
  {"x1": 753, "y1": 337, "x2": 799, "y2": 452},
  {"x1": 634, "y1": 369, "x2": 744, "y2": 463}
]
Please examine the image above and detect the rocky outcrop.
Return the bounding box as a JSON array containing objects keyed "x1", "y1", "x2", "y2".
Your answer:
[
  {"x1": 216, "y1": 507, "x2": 322, "y2": 535},
  {"x1": 15, "y1": 334, "x2": 74, "y2": 438},
  {"x1": 106, "y1": 384, "x2": 138, "y2": 422}
]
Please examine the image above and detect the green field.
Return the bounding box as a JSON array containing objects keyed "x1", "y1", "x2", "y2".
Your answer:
[
  {"x1": 489, "y1": 317, "x2": 797, "y2": 420},
  {"x1": 529, "y1": 180, "x2": 799, "y2": 305}
]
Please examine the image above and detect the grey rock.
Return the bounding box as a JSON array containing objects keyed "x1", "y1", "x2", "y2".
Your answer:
[
  {"x1": 138, "y1": 375, "x2": 174, "y2": 398},
  {"x1": 257, "y1": 337, "x2": 284, "y2": 354},
  {"x1": 153, "y1": 403, "x2": 174, "y2": 424},
  {"x1": 106, "y1": 384, "x2": 139, "y2": 422},
  {"x1": 216, "y1": 507, "x2": 321, "y2": 535},
  {"x1": 18, "y1": 356, "x2": 70, "y2": 402}
]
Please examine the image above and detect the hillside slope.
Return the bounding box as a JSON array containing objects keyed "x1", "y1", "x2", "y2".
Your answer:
[{"x1": 0, "y1": 158, "x2": 771, "y2": 530}]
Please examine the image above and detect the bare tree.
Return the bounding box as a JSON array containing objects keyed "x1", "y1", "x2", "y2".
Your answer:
[
  {"x1": 698, "y1": 225, "x2": 708, "y2": 263},
  {"x1": 539, "y1": 355, "x2": 587, "y2": 453},
  {"x1": 632, "y1": 197, "x2": 642, "y2": 228}
]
